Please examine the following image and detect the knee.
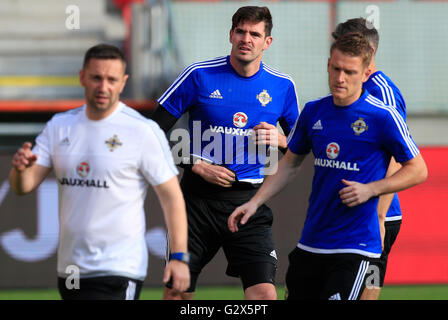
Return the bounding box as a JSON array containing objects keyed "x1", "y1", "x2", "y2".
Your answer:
[
  {"x1": 245, "y1": 283, "x2": 277, "y2": 300},
  {"x1": 257, "y1": 290, "x2": 277, "y2": 300}
]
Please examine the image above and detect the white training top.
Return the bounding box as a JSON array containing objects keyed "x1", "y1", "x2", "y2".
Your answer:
[{"x1": 33, "y1": 102, "x2": 178, "y2": 280}]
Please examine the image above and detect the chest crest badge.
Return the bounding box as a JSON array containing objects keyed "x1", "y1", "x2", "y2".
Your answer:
[
  {"x1": 351, "y1": 118, "x2": 368, "y2": 135},
  {"x1": 256, "y1": 90, "x2": 272, "y2": 107},
  {"x1": 105, "y1": 134, "x2": 123, "y2": 152}
]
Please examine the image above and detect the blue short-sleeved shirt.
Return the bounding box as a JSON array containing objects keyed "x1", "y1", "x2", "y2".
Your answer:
[
  {"x1": 158, "y1": 56, "x2": 300, "y2": 183},
  {"x1": 288, "y1": 90, "x2": 419, "y2": 257}
]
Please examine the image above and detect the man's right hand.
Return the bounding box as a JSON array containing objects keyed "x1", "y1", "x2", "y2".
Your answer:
[
  {"x1": 12, "y1": 142, "x2": 38, "y2": 172},
  {"x1": 228, "y1": 201, "x2": 258, "y2": 233},
  {"x1": 163, "y1": 260, "x2": 190, "y2": 293},
  {"x1": 192, "y1": 160, "x2": 235, "y2": 188},
  {"x1": 10, "y1": 142, "x2": 50, "y2": 195}
]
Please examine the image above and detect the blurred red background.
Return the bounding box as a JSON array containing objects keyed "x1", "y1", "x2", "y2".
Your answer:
[{"x1": 386, "y1": 147, "x2": 448, "y2": 284}]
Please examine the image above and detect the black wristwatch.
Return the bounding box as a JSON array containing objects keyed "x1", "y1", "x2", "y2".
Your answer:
[{"x1": 169, "y1": 252, "x2": 190, "y2": 264}]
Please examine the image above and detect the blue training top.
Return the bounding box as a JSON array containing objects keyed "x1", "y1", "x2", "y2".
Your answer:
[
  {"x1": 288, "y1": 89, "x2": 419, "y2": 257},
  {"x1": 158, "y1": 55, "x2": 300, "y2": 183},
  {"x1": 363, "y1": 71, "x2": 406, "y2": 222}
]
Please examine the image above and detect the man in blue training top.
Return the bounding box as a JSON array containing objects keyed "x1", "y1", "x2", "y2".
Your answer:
[
  {"x1": 228, "y1": 32, "x2": 427, "y2": 300},
  {"x1": 332, "y1": 18, "x2": 407, "y2": 300},
  {"x1": 152, "y1": 6, "x2": 300, "y2": 300}
]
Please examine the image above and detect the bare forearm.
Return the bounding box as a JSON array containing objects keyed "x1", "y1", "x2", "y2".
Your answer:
[
  {"x1": 377, "y1": 157, "x2": 402, "y2": 219},
  {"x1": 377, "y1": 192, "x2": 394, "y2": 221},
  {"x1": 252, "y1": 151, "x2": 305, "y2": 208},
  {"x1": 9, "y1": 166, "x2": 48, "y2": 195},
  {"x1": 155, "y1": 177, "x2": 188, "y2": 252},
  {"x1": 165, "y1": 201, "x2": 188, "y2": 253},
  {"x1": 278, "y1": 133, "x2": 287, "y2": 149},
  {"x1": 9, "y1": 168, "x2": 28, "y2": 195},
  {"x1": 157, "y1": 177, "x2": 190, "y2": 291},
  {"x1": 369, "y1": 154, "x2": 427, "y2": 198}
]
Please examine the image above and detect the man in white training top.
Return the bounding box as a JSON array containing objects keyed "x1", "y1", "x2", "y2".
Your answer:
[{"x1": 9, "y1": 44, "x2": 190, "y2": 300}]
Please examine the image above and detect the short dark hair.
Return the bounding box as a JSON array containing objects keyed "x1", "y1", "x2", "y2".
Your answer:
[
  {"x1": 83, "y1": 43, "x2": 126, "y2": 69},
  {"x1": 231, "y1": 6, "x2": 273, "y2": 37},
  {"x1": 330, "y1": 32, "x2": 373, "y2": 68},
  {"x1": 332, "y1": 17, "x2": 379, "y2": 52}
]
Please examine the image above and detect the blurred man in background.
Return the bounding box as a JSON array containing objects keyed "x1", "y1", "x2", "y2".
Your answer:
[{"x1": 9, "y1": 44, "x2": 190, "y2": 300}]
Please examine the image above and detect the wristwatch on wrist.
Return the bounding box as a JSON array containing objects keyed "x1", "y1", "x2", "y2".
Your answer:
[{"x1": 169, "y1": 252, "x2": 190, "y2": 264}]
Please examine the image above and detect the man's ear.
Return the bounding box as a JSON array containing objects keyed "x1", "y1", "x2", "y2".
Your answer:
[
  {"x1": 263, "y1": 35, "x2": 273, "y2": 51},
  {"x1": 362, "y1": 66, "x2": 372, "y2": 83},
  {"x1": 120, "y1": 74, "x2": 129, "y2": 94},
  {"x1": 79, "y1": 69, "x2": 85, "y2": 87}
]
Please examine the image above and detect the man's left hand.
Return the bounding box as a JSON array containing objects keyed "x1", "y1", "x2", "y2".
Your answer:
[
  {"x1": 339, "y1": 179, "x2": 376, "y2": 207},
  {"x1": 253, "y1": 122, "x2": 287, "y2": 148}
]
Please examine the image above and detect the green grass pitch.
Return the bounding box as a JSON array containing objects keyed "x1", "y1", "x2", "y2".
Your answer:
[{"x1": 0, "y1": 285, "x2": 447, "y2": 300}]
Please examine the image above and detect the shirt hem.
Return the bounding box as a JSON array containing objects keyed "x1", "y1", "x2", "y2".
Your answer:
[
  {"x1": 57, "y1": 270, "x2": 145, "y2": 281},
  {"x1": 385, "y1": 215, "x2": 402, "y2": 222},
  {"x1": 297, "y1": 243, "x2": 381, "y2": 258}
]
